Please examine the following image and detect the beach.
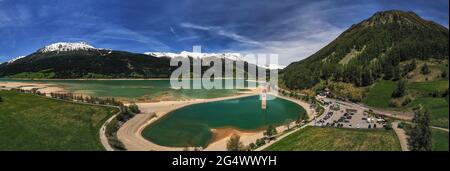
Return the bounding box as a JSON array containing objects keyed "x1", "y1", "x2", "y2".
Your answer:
[{"x1": 0, "y1": 81, "x2": 65, "y2": 94}]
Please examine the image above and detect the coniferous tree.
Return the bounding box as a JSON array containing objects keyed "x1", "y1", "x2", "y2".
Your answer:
[
  {"x1": 408, "y1": 106, "x2": 432, "y2": 151},
  {"x1": 392, "y1": 79, "x2": 407, "y2": 98},
  {"x1": 421, "y1": 64, "x2": 430, "y2": 75},
  {"x1": 226, "y1": 134, "x2": 245, "y2": 151}
]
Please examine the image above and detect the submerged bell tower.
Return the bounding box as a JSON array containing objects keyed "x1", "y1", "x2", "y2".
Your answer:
[{"x1": 261, "y1": 88, "x2": 267, "y2": 109}]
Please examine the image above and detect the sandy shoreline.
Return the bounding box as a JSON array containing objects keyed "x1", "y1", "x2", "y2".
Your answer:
[
  {"x1": 1, "y1": 78, "x2": 253, "y2": 81},
  {"x1": 117, "y1": 90, "x2": 315, "y2": 151},
  {"x1": 0, "y1": 81, "x2": 65, "y2": 94}
]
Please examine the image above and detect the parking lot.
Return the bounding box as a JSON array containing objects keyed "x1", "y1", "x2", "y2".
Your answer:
[{"x1": 314, "y1": 99, "x2": 386, "y2": 129}]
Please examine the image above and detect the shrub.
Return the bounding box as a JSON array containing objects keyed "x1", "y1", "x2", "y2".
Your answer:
[
  {"x1": 263, "y1": 125, "x2": 278, "y2": 138},
  {"x1": 401, "y1": 96, "x2": 412, "y2": 106},
  {"x1": 421, "y1": 64, "x2": 430, "y2": 75},
  {"x1": 384, "y1": 123, "x2": 392, "y2": 130},
  {"x1": 226, "y1": 134, "x2": 245, "y2": 151},
  {"x1": 128, "y1": 103, "x2": 141, "y2": 114},
  {"x1": 255, "y1": 138, "x2": 266, "y2": 147},
  {"x1": 441, "y1": 70, "x2": 448, "y2": 78},
  {"x1": 249, "y1": 143, "x2": 256, "y2": 150},
  {"x1": 392, "y1": 80, "x2": 406, "y2": 98},
  {"x1": 389, "y1": 99, "x2": 401, "y2": 107}
]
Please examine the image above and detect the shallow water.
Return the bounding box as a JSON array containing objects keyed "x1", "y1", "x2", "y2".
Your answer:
[{"x1": 0, "y1": 79, "x2": 258, "y2": 100}]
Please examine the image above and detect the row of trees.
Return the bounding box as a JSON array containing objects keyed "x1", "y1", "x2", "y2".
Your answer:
[{"x1": 49, "y1": 92, "x2": 124, "y2": 106}]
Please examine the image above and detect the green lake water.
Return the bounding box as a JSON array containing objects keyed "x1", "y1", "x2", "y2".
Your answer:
[
  {"x1": 0, "y1": 79, "x2": 257, "y2": 100},
  {"x1": 141, "y1": 95, "x2": 306, "y2": 147}
]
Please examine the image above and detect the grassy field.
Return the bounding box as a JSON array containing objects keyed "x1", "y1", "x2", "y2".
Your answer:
[
  {"x1": 408, "y1": 97, "x2": 449, "y2": 128},
  {"x1": 431, "y1": 128, "x2": 449, "y2": 151},
  {"x1": 407, "y1": 80, "x2": 449, "y2": 94},
  {"x1": 407, "y1": 80, "x2": 449, "y2": 128},
  {"x1": 362, "y1": 80, "x2": 397, "y2": 108},
  {"x1": 265, "y1": 126, "x2": 401, "y2": 151},
  {"x1": 402, "y1": 124, "x2": 448, "y2": 151},
  {"x1": 362, "y1": 80, "x2": 449, "y2": 128},
  {"x1": 0, "y1": 91, "x2": 118, "y2": 150}
]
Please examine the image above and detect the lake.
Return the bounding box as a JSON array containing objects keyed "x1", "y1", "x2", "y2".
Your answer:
[
  {"x1": 0, "y1": 79, "x2": 258, "y2": 101},
  {"x1": 141, "y1": 95, "x2": 306, "y2": 147}
]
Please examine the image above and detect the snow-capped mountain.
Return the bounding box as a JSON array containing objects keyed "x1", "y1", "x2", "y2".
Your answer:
[
  {"x1": 145, "y1": 51, "x2": 242, "y2": 61},
  {"x1": 145, "y1": 51, "x2": 284, "y2": 69},
  {"x1": 37, "y1": 42, "x2": 96, "y2": 53},
  {"x1": 7, "y1": 55, "x2": 26, "y2": 64}
]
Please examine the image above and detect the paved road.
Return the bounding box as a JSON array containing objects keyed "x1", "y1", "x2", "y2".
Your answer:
[{"x1": 430, "y1": 126, "x2": 449, "y2": 132}]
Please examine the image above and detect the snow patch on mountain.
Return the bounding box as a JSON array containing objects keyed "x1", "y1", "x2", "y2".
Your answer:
[
  {"x1": 260, "y1": 64, "x2": 286, "y2": 70},
  {"x1": 145, "y1": 51, "x2": 242, "y2": 61},
  {"x1": 38, "y1": 42, "x2": 96, "y2": 53},
  {"x1": 145, "y1": 51, "x2": 285, "y2": 69},
  {"x1": 7, "y1": 55, "x2": 26, "y2": 64}
]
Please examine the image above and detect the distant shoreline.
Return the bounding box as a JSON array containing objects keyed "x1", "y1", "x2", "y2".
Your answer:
[{"x1": 0, "y1": 77, "x2": 256, "y2": 81}]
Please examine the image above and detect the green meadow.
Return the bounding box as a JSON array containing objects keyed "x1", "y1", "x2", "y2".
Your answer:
[
  {"x1": 363, "y1": 80, "x2": 449, "y2": 128},
  {"x1": 431, "y1": 128, "x2": 449, "y2": 151},
  {"x1": 362, "y1": 80, "x2": 397, "y2": 109},
  {"x1": 265, "y1": 126, "x2": 401, "y2": 151},
  {"x1": 0, "y1": 91, "x2": 117, "y2": 150}
]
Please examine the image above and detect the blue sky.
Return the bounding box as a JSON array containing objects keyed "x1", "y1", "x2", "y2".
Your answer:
[{"x1": 0, "y1": 0, "x2": 448, "y2": 65}]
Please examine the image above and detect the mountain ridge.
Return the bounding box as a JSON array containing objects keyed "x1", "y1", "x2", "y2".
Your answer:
[
  {"x1": 282, "y1": 10, "x2": 449, "y2": 90},
  {"x1": 0, "y1": 42, "x2": 268, "y2": 79}
]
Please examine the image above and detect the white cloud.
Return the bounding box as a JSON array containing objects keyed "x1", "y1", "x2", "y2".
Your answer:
[
  {"x1": 180, "y1": 22, "x2": 263, "y2": 46},
  {"x1": 179, "y1": 20, "x2": 343, "y2": 66},
  {"x1": 179, "y1": 1, "x2": 347, "y2": 65},
  {"x1": 89, "y1": 24, "x2": 171, "y2": 51}
]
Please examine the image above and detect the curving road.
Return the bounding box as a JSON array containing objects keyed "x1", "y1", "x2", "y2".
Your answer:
[{"x1": 99, "y1": 113, "x2": 119, "y2": 151}]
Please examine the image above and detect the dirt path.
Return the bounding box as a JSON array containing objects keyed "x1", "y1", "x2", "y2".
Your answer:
[
  {"x1": 392, "y1": 121, "x2": 410, "y2": 151},
  {"x1": 100, "y1": 113, "x2": 119, "y2": 151},
  {"x1": 430, "y1": 126, "x2": 449, "y2": 132}
]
